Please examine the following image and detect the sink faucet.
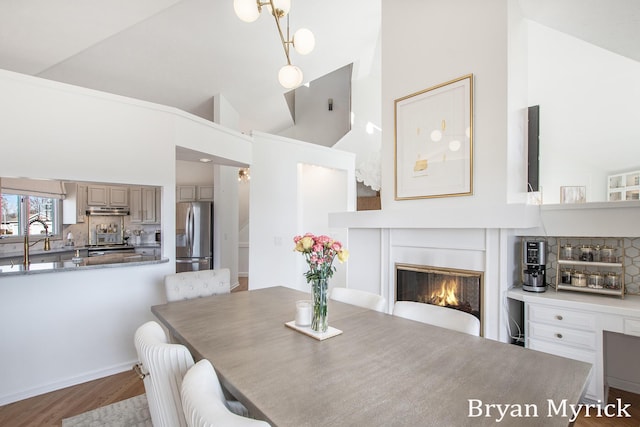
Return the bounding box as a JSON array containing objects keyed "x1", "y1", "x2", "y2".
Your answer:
[{"x1": 23, "y1": 217, "x2": 51, "y2": 266}]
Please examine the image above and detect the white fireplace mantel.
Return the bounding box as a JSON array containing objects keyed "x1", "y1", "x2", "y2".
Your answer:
[
  {"x1": 329, "y1": 203, "x2": 540, "y2": 229},
  {"x1": 330, "y1": 201, "x2": 640, "y2": 237}
]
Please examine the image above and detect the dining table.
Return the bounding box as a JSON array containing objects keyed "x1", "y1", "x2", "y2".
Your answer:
[{"x1": 151, "y1": 286, "x2": 592, "y2": 426}]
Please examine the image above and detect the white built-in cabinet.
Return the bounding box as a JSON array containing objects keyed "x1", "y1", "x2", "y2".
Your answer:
[
  {"x1": 87, "y1": 185, "x2": 129, "y2": 207},
  {"x1": 608, "y1": 170, "x2": 640, "y2": 201},
  {"x1": 130, "y1": 186, "x2": 161, "y2": 224},
  {"x1": 62, "y1": 182, "x2": 88, "y2": 224},
  {"x1": 526, "y1": 303, "x2": 598, "y2": 400},
  {"x1": 176, "y1": 185, "x2": 214, "y2": 202},
  {"x1": 509, "y1": 289, "x2": 640, "y2": 403}
]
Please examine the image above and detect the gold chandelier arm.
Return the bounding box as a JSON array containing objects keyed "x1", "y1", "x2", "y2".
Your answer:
[{"x1": 270, "y1": 1, "x2": 292, "y2": 65}]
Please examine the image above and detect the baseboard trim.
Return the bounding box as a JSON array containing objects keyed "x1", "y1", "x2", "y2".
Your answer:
[
  {"x1": 607, "y1": 377, "x2": 640, "y2": 395},
  {"x1": 0, "y1": 360, "x2": 138, "y2": 406}
]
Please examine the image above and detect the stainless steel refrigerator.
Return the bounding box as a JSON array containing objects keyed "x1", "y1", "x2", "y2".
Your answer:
[{"x1": 175, "y1": 201, "x2": 213, "y2": 272}]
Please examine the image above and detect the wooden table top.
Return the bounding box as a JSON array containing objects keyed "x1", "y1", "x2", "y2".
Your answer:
[{"x1": 151, "y1": 286, "x2": 591, "y2": 427}]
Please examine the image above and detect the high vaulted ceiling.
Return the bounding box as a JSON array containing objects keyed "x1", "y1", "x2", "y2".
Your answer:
[
  {"x1": 0, "y1": 0, "x2": 381, "y2": 135},
  {"x1": 1, "y1": 1, "x2": 637, "y2": 139},
  {"x1": 519, "y1": 0, "x2": 640, "y2": 64}
]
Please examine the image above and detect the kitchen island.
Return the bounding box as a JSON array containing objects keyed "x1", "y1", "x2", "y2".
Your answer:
[{"x1": 0, "y1": 254, "x2": 168, "y2": 276}]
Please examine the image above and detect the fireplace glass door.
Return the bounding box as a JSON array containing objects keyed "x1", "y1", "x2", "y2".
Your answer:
[{"x1": 396, "y1": 264, "x2": 482, "y2": 323}]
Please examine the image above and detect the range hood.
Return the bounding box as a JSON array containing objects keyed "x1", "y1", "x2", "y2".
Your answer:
[{"x1": 86, "y1": 206, "x2": 130, "y2": 216}]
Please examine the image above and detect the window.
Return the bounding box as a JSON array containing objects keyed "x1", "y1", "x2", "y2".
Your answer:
[{"x1": 0, "y1": 193, "x2": 61, "y2": 240}]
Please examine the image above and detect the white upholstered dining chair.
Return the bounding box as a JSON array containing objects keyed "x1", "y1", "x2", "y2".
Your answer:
[
  {"x1": 134, "y1": 320, "x2": 194, "y2": 427},
  {"x1": 134, "y1": 321, "x2": 250, "y2": 427},
  {"x1": 181, "y1": 359, "x2": 271, "y2": 427},
  {"x1": 330, "y1": 287, "x2": 387, "y2": 312},
  {"x1": 164, "y1": 268, "x2": 230, "y2": 302},
  {"x1": 392, "y1": 301, "x2": 481, "y2": 336}
]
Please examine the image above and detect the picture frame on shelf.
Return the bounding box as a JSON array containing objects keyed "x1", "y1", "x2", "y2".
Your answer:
[
  {"x1": 560, "y1": 186, "x2": 586, "y2": 204},
  {"x1": 394, "y1": 74, "x2": 473, "y2": 200}
]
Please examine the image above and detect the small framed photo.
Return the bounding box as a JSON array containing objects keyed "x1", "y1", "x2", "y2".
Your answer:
[{"x1": 560, "y1": 186, "x2": 586, "y2": 204}]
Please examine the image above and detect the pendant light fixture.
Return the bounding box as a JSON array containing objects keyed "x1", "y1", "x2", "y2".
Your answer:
[{"x1": 233, "y1": 0, "x2": 315, "y2": 89}]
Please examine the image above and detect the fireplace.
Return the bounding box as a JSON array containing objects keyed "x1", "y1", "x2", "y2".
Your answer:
[{"x1": 395, "y1": 263, "x2": 483, "y2": 332}]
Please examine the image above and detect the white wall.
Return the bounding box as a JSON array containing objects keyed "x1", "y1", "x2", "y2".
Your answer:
[
  {"x1": 507, "y1": 0, "x2": 529, "y2": 202},
  {"x1": 214, "y1": 165, "x2": 240, "y2": 286},
  {"x1": 528, "y1": 21, "x2": 640, "y2": 203},
  {"x1": 381, "y1": 0, "x2": 515, "y2": 212},
  {"x1": 249, "y1": 132, "x2": 355, "y2": 292},
  {"x1": 298, "y1": 164, "x2": 349, "y2": 290},
  {"x1": 0, "y1": 69, "x2": 251, "y2": 404}
]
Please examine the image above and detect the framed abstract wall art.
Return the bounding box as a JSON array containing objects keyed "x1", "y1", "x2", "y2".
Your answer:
[{"x1": 394, "y1": 74, "x2": 473, "y2": 200}]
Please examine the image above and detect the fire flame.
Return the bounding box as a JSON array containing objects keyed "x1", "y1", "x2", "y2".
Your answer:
[{"x1": 429, "y1": 280, "x2": 459, "y2": 306}]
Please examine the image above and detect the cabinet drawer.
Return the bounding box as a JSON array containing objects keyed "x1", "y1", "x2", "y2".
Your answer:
[
  {"x1": 527, "y1": 338, "x2": 596, "y2": 399},
  {"x1": 528, "y1": 322, "x2": 596, "y2": 350},
  {"x1": 528, "y1": 304, "x2": 596, "y2": 331},
  {"x1": 624, "y1": 318, "x2": 640, "y2": 337}
]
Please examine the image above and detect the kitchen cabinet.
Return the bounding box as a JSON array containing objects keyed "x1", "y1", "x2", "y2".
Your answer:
[
  {"x1": 130, "y1": 186, "x2": 159, "y2": 224},
  {"x1": 197, "y1": 185, "x2": 214, "y2": 201},
  {"x1": 87, "y1": 185, "x2": 129, "y2": 207},
  {"x1": 177, "y1": 185, "x2": 197, "y2": 202},
  {"x1": 177, "y1": 185, "x2": 213, "y2": 202},
  {"x1": 109, "y1": 186, "x2": 129, "y2": 207},
  {"x1": 87, "y1": 185, "x2": 108, "y2": 206},
  {"x1": 608, "y1": 170, "x2": 640, "y2": 201},
  {"x1": 62, "y1": 182, "x2": 87, "y2": 224}
]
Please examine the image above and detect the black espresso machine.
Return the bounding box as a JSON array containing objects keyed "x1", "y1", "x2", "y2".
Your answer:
[{"x1": 522, "y1": 240, "x2": 547, "y2": 292}]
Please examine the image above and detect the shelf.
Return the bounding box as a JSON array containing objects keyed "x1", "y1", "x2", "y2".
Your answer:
[
  {"x1": 557, "y1": 259, "x2": 623, "y2": 268},
  {"x1": 556, "y1": 284, "x2": 623, "y2": 296},
  {"x1": 556, "y1": 237, "x2": 625, "y2": 299}
]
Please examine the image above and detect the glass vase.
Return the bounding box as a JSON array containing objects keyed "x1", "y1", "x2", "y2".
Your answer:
[{"x1": 311, "y1": 278, "x2": 328, "y2": 332}]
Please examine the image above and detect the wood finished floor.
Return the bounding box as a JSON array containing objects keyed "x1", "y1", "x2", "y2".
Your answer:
[
  {"x1": 0, "y1": 370, "x2": 145, "y2": 427},
  {"x1": 1, "y1": 276, "x2": 637, "y2": 427}
]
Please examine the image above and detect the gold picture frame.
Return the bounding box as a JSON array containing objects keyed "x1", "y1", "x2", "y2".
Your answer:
[{"x1": 394, "y1": 74, "x2": 473, "y2": 200}]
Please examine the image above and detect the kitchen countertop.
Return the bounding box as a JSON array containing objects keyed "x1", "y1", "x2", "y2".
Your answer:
[
  {"x1": 0, "y1": 243, "x2": 161, "y2": 259},
  {"x1": 0, "y1": 255, "x2": 169, "y2": 277}
]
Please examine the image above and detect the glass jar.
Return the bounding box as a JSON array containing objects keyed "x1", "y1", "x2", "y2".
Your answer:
[
  {"x1": 592, "y1": 245, "x2": 601, "y2": 262},
  {"x1": 579, "y1": 245, "x2": 594, "y2": 262},
  {"x1": 561, "y1": 268, "x2": 572, "y2": 284},
  {"x1": 600, "y1": 246, "x2": 615, "y2": 263},
  {"x1": 604, "y1": 272, "x2": 620, "y2": 290},
  {"x1": 587, "y1": 272, "x2": 604, "y2": 289},
  {"x1": 561, "y1": 244, "x2": 574, "y2": 260},
  {"x1": 571, "y1": 271, "x2": 587, "y2": 287}
]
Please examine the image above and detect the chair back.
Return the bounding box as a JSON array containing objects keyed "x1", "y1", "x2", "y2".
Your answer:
[
  {"x1": 330, "y1": 287, "x2": 386, "y2": 312},
  {"x1": 134, "y1": 321, "x2": 195, "y2": 427},
  {"x1": 165, "y1": 268, "x2": 231, "y2": 302},
  {"x1": 392, "y1": 301, "x2": 480, "y2": 336},
  {"x1": 181, "y1": 359, "x2": 271, "y2": 427}
]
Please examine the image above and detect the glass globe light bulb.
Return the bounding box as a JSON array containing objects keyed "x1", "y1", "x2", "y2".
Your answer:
[
  {"x1": 234, "y1": 0, "x2": 260, "y2": 22},
  {"x1": 449, "y1": 140, "x2": 461, "y2": 152},
  {"x1": 430, "y1": 129, "x2": 442, "y2": 142},
  {"x1": 278, "y1": 64, "x2": 303, "y2": 89},
  {"x1": 293, "y1": 28, "x2": 315, "y2": 55}
]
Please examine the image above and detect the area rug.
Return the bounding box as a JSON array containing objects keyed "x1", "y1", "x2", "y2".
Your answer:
[{"x1": 62, "y1": 394, "x2": 152, "y2": 427}]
